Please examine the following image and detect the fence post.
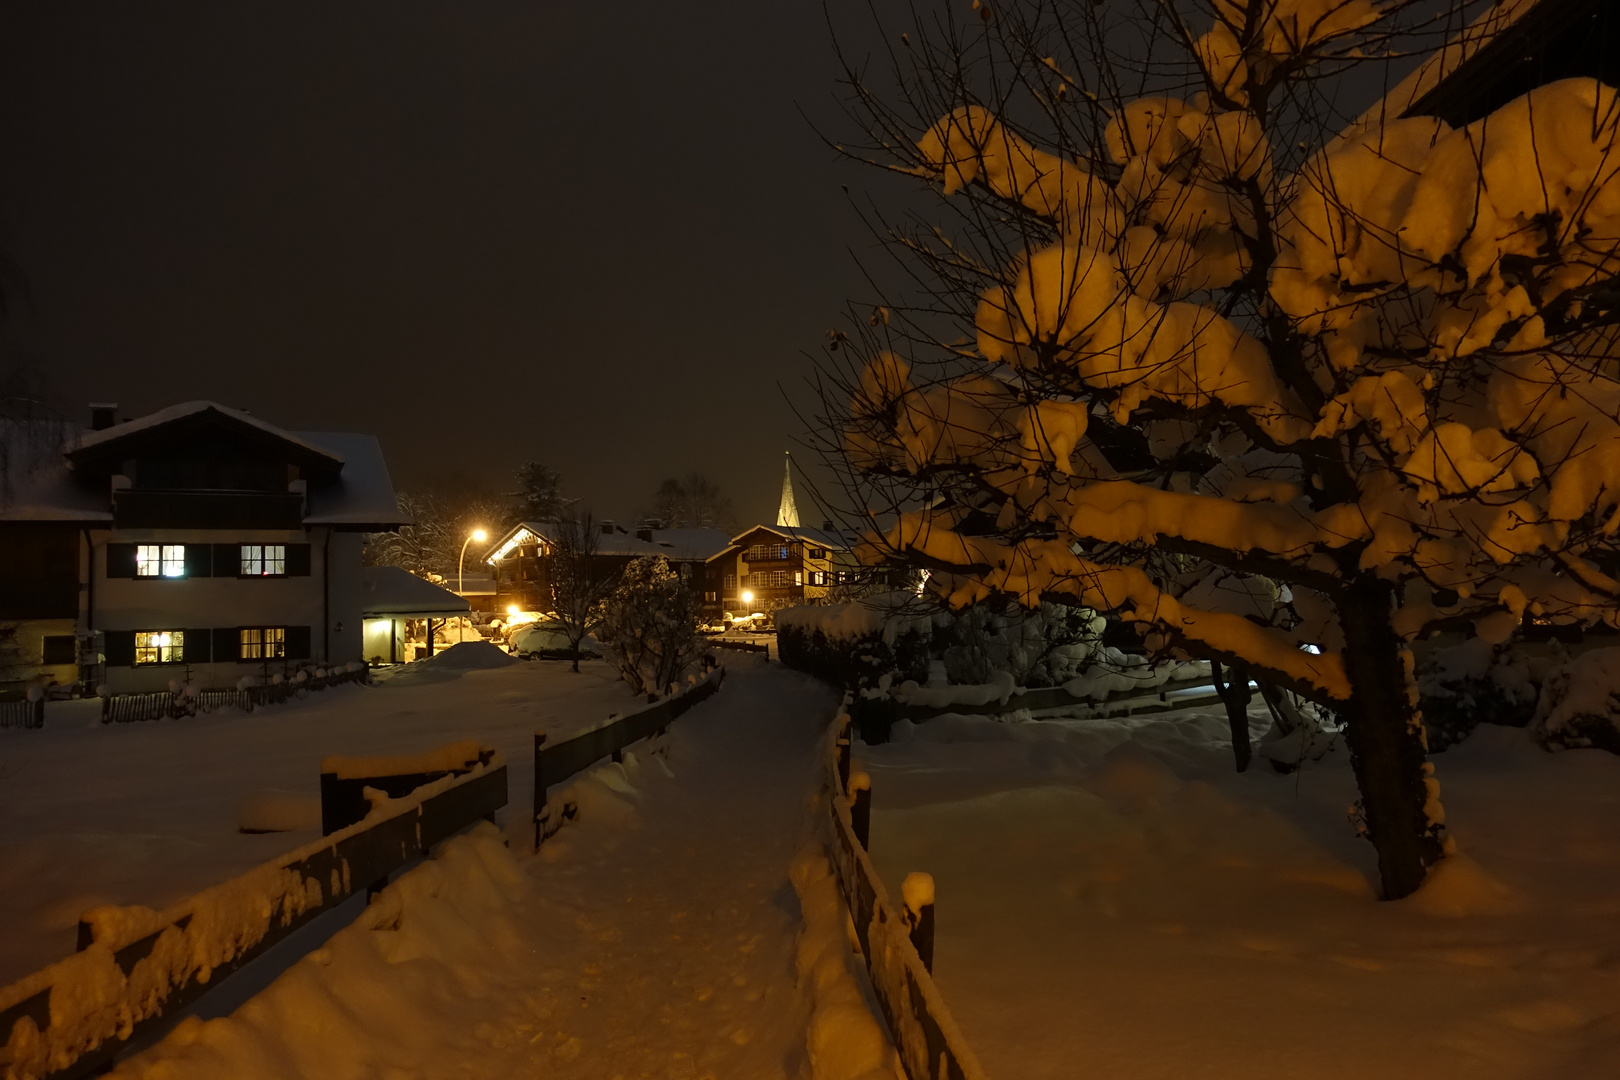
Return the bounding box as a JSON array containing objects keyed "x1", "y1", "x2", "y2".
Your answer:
[
  {"x1": 533, "y1": 730, "x2": 547, "y2": 852},
  {"x1": 836, "y1": 725, "x2": 851, "y2": 793},
  {"x1": 902, "y1": 872, "x2": 936, "y2": 973},
  {"x1": 849, "y1": 770, "x2": 871, "y2": 850}
]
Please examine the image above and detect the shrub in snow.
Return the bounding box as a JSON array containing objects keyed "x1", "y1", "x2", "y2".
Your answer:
[
  {"x1": 815, "y1": 3, "x2": 1620, "y2": 897},
  {"x1": 778, "y1": 593, "x2": 932, "y2": 690},
  {"x1": 1534, "y1": 648, "x2": 1620, "y2": 754},
  {"x1": 939, "y1": 599, "x2": 1104, "y2": 687},
  {"x1": 1416, "y1": 638, "x2": 1537, "y2": 751},
  {"x1": 599, "y1": 555, "x2": 703, "y2": 696}
]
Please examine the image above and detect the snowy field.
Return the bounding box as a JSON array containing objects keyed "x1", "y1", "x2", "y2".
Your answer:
[
  {"x1": 104, "y1": 658, "x2": 837, "y2": 1080},
  {"x1": 0, "y1": 645, "x2": 646, "y2": 986},
  {"x1": 857, "y1": 706, "x2": 1620, "y2": 1080}
]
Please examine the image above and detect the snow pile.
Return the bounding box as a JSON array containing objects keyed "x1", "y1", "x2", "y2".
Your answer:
[
  {"x1": 1063, "y1": 651, "x2": 1210, "y2": 700},
  {"x1": 894, "y1": 670, "x2": 1017, "y2": 709},
  {"x1": 408, "y1": 640, "x2": 517, "y2": 671},
  {"x1": 789, "y1": 846, "x2": 900, "y2": 1080},
  {"x1": 236, "y1": 790, "x2": 320, "y2": 834},
  {"x1": 105, "y1": 824, "x2": 528, "y2": 1080},
  {"x1": 1534, "y1": 646, "x2": 1620, "y2": 754}
]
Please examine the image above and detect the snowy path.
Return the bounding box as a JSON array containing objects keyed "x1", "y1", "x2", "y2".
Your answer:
[{"x1": 110, "y1": 659, "x2": 837, "y2": 1080}]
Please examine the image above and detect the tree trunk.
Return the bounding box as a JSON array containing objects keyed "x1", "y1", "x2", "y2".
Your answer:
[
  {"x1": 1337, "y1": 576, "x2": 1443, "y2": 900},
  {"x1": 1211, "y1": 659, "x2": 1253, "y2": 772}
]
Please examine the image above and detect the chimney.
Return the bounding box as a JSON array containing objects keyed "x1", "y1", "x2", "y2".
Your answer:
[
  {"x1": 600, "y1": 519, "x2": 615, "y2": 535},
  {"x1": 89, "y1": 403, "x2": 118, "y2": 431},
  {"x1": 635, "y1": 527, "x2": 653, "y2": 542},
  {"x1": 822, "y1": 519, "x2": 834, "y2": 531}
]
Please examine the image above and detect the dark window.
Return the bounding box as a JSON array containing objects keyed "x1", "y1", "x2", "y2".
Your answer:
[{"x1": 42, "y1": 635, "x2": 76, "y2": 665}]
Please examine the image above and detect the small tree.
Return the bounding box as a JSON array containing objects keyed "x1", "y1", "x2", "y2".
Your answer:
[
  {"x1": 600, "y1": 555, "x2": 703, "y2": 697},
  {"x1": 549, "y1": 513, "x2": 616, "y2": 673}
]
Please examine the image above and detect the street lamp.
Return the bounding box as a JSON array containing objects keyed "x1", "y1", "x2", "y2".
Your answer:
[
  {"x1": 740, "y1": 589, "x2": 754, "y2": 613},
  {"x1": 458, "y1": 529, "x2": 488, "y2": 643}
]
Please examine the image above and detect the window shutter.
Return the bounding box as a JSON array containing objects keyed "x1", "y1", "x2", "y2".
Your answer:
[
  {"x1": 285, "y1": 544, "x2": 312, "y2": 576},
  {"x1": 104, "y1": 630, "x2": 136, "y2": 666},
  {"x1": 184, "y1": 546, "x2": 212, "y2": 578},
  {"x1": 285, "y1": 625, "x2": 311, "y2": 660},
  {"x1": 183, "y1": 630, "x2": 211, "y2": 665},
  {"x1": 214, "y1": 544, "x2": 242, "y2": 577},
  {"x1": 213, "y1": 627, "x2": 240, "y2": 663},
  {"x1": 106, "y1": 544, "x2": 137, "y2": 578}
]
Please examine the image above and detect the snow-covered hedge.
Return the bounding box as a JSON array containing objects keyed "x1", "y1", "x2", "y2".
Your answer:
[
  {"x1": 777, "y1": 593, "x2": 932, "y2": 690},
  {"x1": 1534, "y1": 647, "x2": 1620, "y2": 754}
]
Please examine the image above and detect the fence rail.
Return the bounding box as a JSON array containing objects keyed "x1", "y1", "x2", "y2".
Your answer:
[
  {"x1": 709, "y1": 639, "x2": 770, "y2": 657},
  {"x1": 823, "y1": 700, "x2": 989, "y2": 1080},
  {"x1": 100, "y1": 665, "x2": 370, "y2": 724},
  {"x1": 533, "y1": 666, "x2": 726, "y2": 847},
  {"x1": 0, "y1": 747, "x2": 506, "y2": 1080}
]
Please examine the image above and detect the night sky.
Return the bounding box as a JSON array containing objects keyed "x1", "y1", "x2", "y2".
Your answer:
[{"x1": 0, "y1": 3, "x2": 878, "y2": 525}]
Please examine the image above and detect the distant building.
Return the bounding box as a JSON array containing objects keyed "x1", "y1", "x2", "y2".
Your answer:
[
  {"x1": 483, "y1": 519, "x2": 731, "y2": 614},
  {"x1": 0, "y1": 401, "x2": 415, "y2": 694},
  {"x1": 701, "y1": 523, "x2": 859, "y2": 621}
]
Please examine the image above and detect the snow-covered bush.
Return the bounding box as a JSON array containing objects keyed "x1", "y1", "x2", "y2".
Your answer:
[
  {"x1": 599, "y1": 556, "x2": 702, "y2": 697},
  {"x1": 1416, "y1": 638, "x2": 1537, "y2": 752},
  {"x1": 1534, "y1": 647, "x2": 1620, "y2": 754},
  {"x1": 818, "y1": 1, "x2": 1620, "y2": 897},
  {"x1": 938, "y1": 599, "x2": 1104, "y2": 687}
]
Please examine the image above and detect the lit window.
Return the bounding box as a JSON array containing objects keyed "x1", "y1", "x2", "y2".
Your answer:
[
  {"x1": 240, "y1": 544, "x2": 287, "y2": 576},
  {"x1": 135, "y1": 630, "x2": 184, "y2": 664},
  {"x1": 240, "y1": 627, "x2": 286, "y2": 660},
  {"x1": 136, "y1": 545, "x2": 186, "y2": 578}
]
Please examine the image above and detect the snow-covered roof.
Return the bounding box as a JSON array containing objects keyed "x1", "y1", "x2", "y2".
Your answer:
[
  {"x1": 67, "y1": 401, "x2": 344, "y2": 473},
  {"x1": 297, "y1": 432, "x2": 409, "y2": 528},
  {"x1": 360, "y1": 565, "x2": 470, "y2": 617},
  {"x1": 484, "y1": 522, "x2": 732, "y2": 564}
]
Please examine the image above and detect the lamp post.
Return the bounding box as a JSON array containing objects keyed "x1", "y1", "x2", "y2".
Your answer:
[{"x1": 458, "y1": 529, "x2": 488, "y2": 643}]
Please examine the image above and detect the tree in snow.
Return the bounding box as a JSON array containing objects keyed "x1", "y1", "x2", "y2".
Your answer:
[
  {"x1": 366, "y1": 489, "x2": 513, "y2": 581},
  {"x1": 548, "y1": 513, "x2": 617, "y2": 673},
  {"x1": 815, "y1": 0, "x2": 1620, "y2": 897},
  {"x1": 599, "y1": 555, "x2": 703, "y2": 697},
  {"x1": 513, "y1": 461, "x2": 573, "y2": 522},
  {"x1": 650, "y1": 472, "x2": 737, "y2": 531}
]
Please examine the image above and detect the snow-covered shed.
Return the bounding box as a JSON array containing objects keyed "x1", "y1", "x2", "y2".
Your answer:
[
  {"x1": 0, "y1": 401, "x2": 409, "y2": 694},
  {"x1": 359, "y1": 565, "x2": 470, "y2": 664}
]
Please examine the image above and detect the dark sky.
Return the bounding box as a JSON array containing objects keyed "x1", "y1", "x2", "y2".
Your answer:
[{"x1": 0, "y1": 2, "x2": 878, "y2": 525}]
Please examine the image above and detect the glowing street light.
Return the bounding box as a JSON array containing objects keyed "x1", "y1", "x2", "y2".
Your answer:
[
  {"x1": 740, "y1": 589, "x2": 754, "y2": 612},
  {"x1": 457, "y1": 529, "x2": 488, "y2": 643}
]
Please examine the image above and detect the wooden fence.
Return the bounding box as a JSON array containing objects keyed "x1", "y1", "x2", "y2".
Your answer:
[
  {"x1": 708, "y1": 639, "x2": 770, "y2": 657},
  {"x1": 100, "y1": 665, "x2": 370, "y2": 724},
  {"x1": 533, "y1": 666, "x2": 726, "y2": 847},
  {"x1": 0, "y1": 697, "x2": 45, "y2": 730},
  {"x1": 0, "y1": 745, "x2": 506, "y2": 1080},
  {"x1": 892, "y1": 673, "x2": 1221, "y2": 725},
  {"x1": 823, "y1": 699, "x2": 989, "y2": 1080}
]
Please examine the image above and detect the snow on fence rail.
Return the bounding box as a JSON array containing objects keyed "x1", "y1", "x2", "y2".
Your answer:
[
  {"x1": 822, "y1": 699, "x2": 989, "y2": 1080},
  {"x1": 0, "y1": 743, "x2": 507, "y2": 1080},
  {"x1": 533, "y1": 665, "x2": 725, "y2": 849},
  {"x1": 100, "y1": 663, "x2": 370, "y2": 724},
  {"x1": 708, "y1": 639, "x2": 769, "y2": 656}
]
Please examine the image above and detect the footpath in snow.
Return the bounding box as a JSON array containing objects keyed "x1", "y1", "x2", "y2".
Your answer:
[{"x1": 107, "y1": 658, "x2": 838, "y2": 1080}]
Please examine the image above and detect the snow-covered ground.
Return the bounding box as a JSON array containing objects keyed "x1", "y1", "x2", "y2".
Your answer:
[
  {"x1": 0, "y1": 645, "x2": 645, "y2": 985},
  {"x1": 103, "y1": 657, "x2": 837, "y2": 1080},
  {"x1": 856, "y1": 706, "x2": 1620, "y2": 1079}
]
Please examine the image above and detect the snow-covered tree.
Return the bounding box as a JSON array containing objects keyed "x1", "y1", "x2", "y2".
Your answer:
[
  {"x1": 365, "y1": 489, "x2": 512, "y2": 581},
  {"x1": 600, "y1": 555, "x2": 703, "y2": 697},
  {"x1": 817, "y1": 0, "x2": 1620, "y2": 898}
]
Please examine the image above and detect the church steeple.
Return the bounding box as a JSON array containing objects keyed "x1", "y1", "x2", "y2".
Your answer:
[{"x1": 776, "y1": 451, "x2": 800, "y2": 528}]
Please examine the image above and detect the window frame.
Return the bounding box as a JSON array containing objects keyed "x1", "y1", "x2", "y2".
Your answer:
[
  {"x1": 239, "y1": 626, "x2": 287, "y2": 661},
  {"x1": 134, "y1": 629, "x2": 185, "y2": 665},
  {"x1": 136, "y1": 544, "x2": 187, "y2": 578},
  {"x1": 239, "y1": 544, "x2": 288, "y2": 577}
]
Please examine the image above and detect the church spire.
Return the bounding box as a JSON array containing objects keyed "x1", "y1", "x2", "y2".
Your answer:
[{"x1": 776, "y1": 451, "x2": 800, "y2": 528}]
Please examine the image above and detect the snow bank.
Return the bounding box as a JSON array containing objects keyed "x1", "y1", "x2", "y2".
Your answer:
[
  {"x1": 789, "y1": 846, "x2": 900, "y2": 1080},
  {"x1": 105, "y1": 824, "x2": 528, "y2": 1080},
  {"x1": 777, "y1": 593, "x2": 933, "y2": 645},
  {"x1": 893, "y1": 670, "x2": 1017, "y2": 708}
]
